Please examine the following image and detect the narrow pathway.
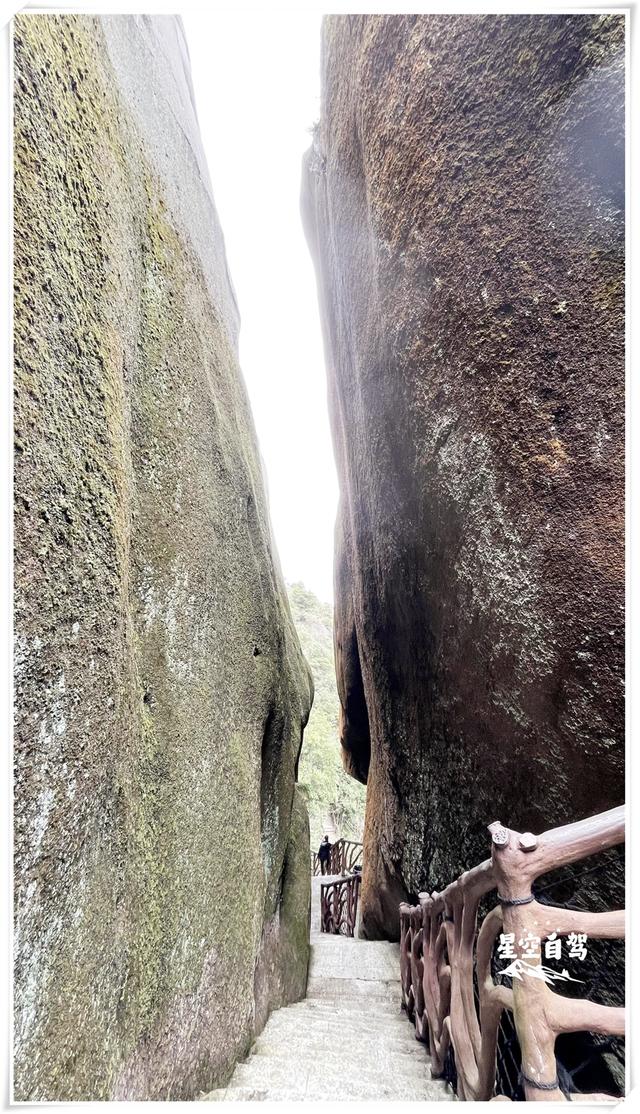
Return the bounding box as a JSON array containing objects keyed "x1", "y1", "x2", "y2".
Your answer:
[{"x1": 204, "y1": 876, "x2": 453, "y2": 1101}]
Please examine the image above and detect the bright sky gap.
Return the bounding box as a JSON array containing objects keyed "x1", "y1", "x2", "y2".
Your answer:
[{"x1": 184, "y1": 9, "x2": 337, "y2": 604}]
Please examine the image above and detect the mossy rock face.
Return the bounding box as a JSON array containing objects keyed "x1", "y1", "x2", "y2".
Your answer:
[
  {"x1": 303, "y1": 14, "x2": 624, "y2": 939},
  {"x1": 14, "y1": 14, "x2": 312, "y2": 1101},
  {"x1": 253, "y1": 786, "x2": 311, "y2": 1032}
]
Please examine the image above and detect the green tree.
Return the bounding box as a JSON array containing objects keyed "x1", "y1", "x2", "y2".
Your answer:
[{"x1": 287, "y1": 582, "x2": 366, "y2": 850}]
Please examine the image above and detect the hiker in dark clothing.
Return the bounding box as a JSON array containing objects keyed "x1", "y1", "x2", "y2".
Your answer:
[{"x1": 318, "y1": 835, "x2": 332, "y2": 875}]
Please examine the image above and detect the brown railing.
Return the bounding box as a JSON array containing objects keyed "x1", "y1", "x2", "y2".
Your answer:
[
  {"x1": 320, "y1": 872, "x2": 361, "y2": 935},
  {"x1": 312, "y1": 837, "x2": 363, "y2": 876},
  {"x1": 399, "y1": 806, "x2": 625, "y2": 1102}
]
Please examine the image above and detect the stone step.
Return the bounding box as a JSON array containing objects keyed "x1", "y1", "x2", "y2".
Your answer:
[
  {"x1": 214, "y1": 1074, "x2": 453, "y2": 1102},
  {"x1": 229, "y1": 1060, "x2": 310, "y2": 1092},
  {"x1": 267, "y1": 995, "x2": 403, "y2": 1012},
  {"x1": 260, "y1": 1014, "x2": 410, "y2": 1034},
  {"x1": 202, "y1": 906, "x2": 453, "y2": 1103},
  {"x1": 231, "y1": 1054, "x2": 432, "y2": 1091},
  {"x1": 208, "y1": 1086, "x2": 303, "y2": 1101},
  {"x1": 262, "y1": 1011, "x2": 404, "y2": 1025},
  {"x1": 307, "y1": 985, "x2": 399, "y2": 998},
  {"x1": 203, "y1": 1031, "x2": 452, "y2": 1102},
  {"x1": 255, "y1": 1007, "x2": 416, "y2": 1028},
  {"x1": 262, "y1": 1011, "x2": 410, "y2": 1032},
  {"x1": 279, "y1": 1000, "x2": 405, "y2": 1017},
  {"x1": 224, "y1": 1075, "x2": 443, "y2": 1102},
  {"x1": 309, "y1": 958, "x2": 400, "y2": 981},
  {"x1": 276, "y1": 994, "x2": 402, "y2": 1011},
  {"x1": 261, "y1": 1008, "x2": 410, "y2": 1033},
  {"x1": 306, "y1": 1076, "x2": 453, "y2": 1102},
  {"x1": 252, "y1": 1036, "x2": 428, "y2": 1059}
]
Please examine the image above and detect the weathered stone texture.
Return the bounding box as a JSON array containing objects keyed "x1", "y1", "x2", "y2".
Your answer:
[
  {"x1": 14, "y1": 14, "x2": 311, "y2": 1100},
  {"x1": 303, "y1": 14, "x2": 624, "y2": 939}
]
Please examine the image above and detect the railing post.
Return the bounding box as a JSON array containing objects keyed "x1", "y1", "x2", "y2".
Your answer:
[
  {"x1": 489, "y1": 821, "x2": 563, "y2": 1102},
  {"x1": 399, "y1": 904, "x2": 414, "y2": 1016},
  {"x1": 330, "y1": 839, "x2": 342, "y2": 874}
]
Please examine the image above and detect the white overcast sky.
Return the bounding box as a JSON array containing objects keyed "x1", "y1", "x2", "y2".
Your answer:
[{"x1": 183, "y1": 9, "x2": 338, "y2": 605}]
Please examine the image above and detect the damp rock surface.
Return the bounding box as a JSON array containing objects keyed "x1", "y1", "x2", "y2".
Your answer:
[
  {"x1": 14, "y1": 13, "x2": 312, "y2": 1100},
  {"x1": 303, "y1": 14, "x2": 625, "y2": 939}
]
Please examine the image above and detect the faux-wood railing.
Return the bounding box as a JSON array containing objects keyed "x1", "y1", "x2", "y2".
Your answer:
[
  {"x1": 312, "y1": 837, "x2": 363, "y2": 876},
  {"x1": 399, "y1": 806, "x2": 625, "y2": 1102},
  {"x1": 320, "y1": 872, "x2": 361, "y2": 935}
]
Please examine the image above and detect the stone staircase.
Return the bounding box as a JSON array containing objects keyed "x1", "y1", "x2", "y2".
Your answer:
[{"x1": 203, "y1": 877, "x2": 453, "y2": 1101}]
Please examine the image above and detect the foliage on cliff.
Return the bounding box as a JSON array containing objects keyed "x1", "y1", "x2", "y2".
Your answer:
[{"x1": 288, "y1": 582, "x2": 366, "y2": 849}]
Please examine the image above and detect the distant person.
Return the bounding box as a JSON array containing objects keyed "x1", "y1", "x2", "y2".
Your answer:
[{"x1": 318, "y1": 835, "x2": 332, "y2": 875}]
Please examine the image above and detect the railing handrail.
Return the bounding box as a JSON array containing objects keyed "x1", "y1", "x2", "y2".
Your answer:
[
  {"x1": 318, "y1": 868, "x2": 360, "y2": 895},
  {"x1": 320, "y1": 871, "x2": 361, "y2": 936},
  {"x1": 311, "y1": 836, "x2": 363, "y2": 876},
  {"x1": 417, "y1": 806, "x2": 625, "y2": 915},
  {"x1": 399, "y1": 805, "x2": 625, "y2": 1102}
]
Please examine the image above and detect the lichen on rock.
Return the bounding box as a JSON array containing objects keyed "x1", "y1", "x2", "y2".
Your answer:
[{"x1": 14, "y1": 13, "x2": 312, "y2": 1101}]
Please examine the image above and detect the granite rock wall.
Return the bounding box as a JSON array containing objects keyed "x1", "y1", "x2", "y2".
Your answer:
[
  {"x1": 303, "y1": 13, "x2": 625, "y2": 940},
  {"x1": 14, "y1": 14, "x2": 312, "y2": 1099}
]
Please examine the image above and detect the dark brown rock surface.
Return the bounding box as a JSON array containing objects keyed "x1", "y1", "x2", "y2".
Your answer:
[
  {"x1": 303, "y1": 14, "x2": 624, "y2": 939},
  {"x1": 14, "y1": 14, "x2": 312, "y2": 1100}
]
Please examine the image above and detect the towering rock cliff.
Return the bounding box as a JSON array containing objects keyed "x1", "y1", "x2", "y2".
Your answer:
[
  {"x1": 303, "y1": 14, "x2": 625, "y2": 939},
  {"x1": 14, "y1": 14, "x2": 312, "y2": 1100}
]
